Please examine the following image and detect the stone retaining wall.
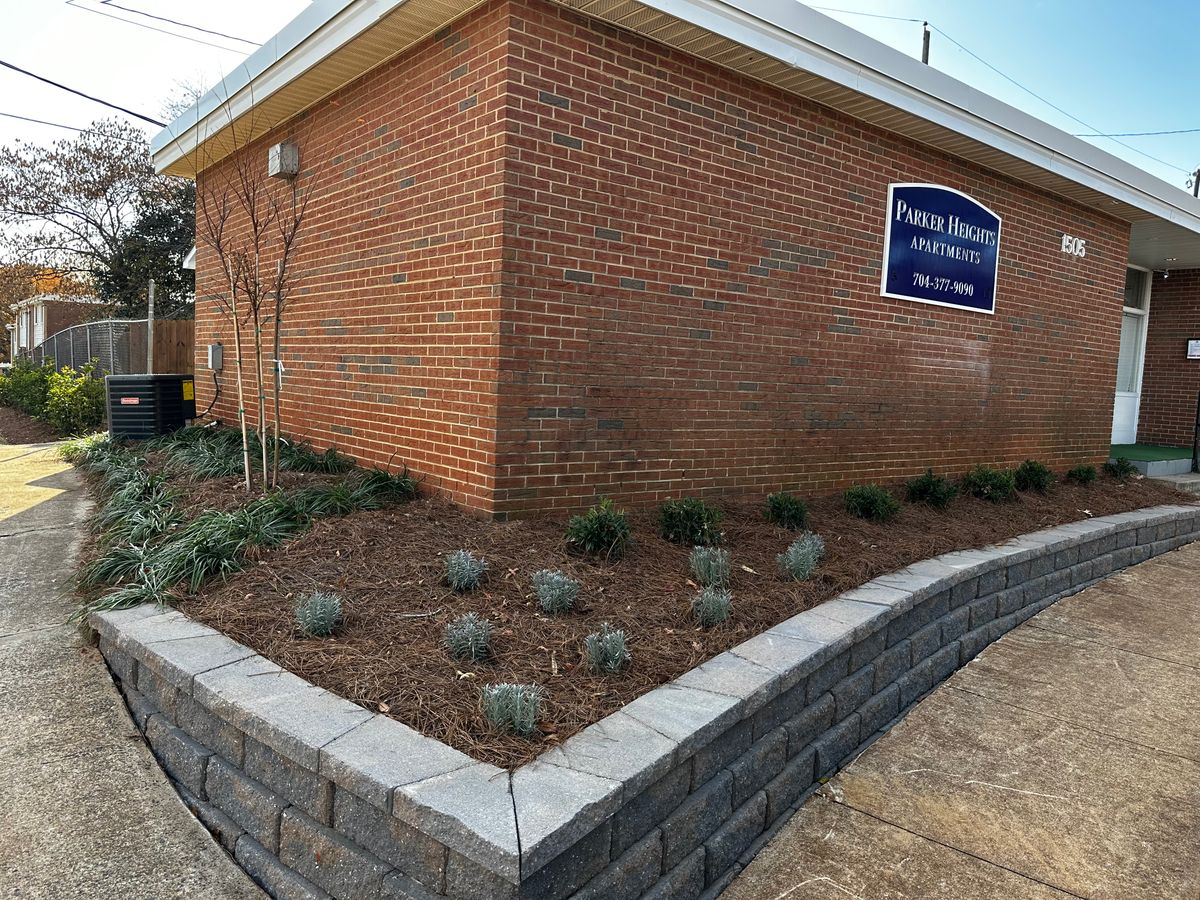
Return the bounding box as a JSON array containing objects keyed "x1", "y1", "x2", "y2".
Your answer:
[{"x1": 93, "y1": 504, "x2": 1200, "y2": 900}]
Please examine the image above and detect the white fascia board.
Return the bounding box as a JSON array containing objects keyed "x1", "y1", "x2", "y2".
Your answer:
[
  {"x1": 151, "y1": 0, "x2": 407, "y2": 173},
  {"x1": 644, "y1": 0, "x2": 1200, "y2": 235}
]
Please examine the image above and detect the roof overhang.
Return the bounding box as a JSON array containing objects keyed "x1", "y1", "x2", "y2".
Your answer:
[{"x1": 153, "y1": 0, "x2": 1200, "y2": 270}]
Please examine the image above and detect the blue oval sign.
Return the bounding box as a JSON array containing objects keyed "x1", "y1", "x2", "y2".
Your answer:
[{"x1": 881, "y1": 183, "x2": 1001, "y2": 314}]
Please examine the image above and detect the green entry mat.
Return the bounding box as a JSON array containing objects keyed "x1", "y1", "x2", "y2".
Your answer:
[{"x1": 1110, "y1": 443, "x2": 1193, "y2": 462}]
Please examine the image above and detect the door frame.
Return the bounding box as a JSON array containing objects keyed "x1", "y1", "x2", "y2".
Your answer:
[{"x1": 1113, "y1": 264, "x2": 1153, "y2": 444}]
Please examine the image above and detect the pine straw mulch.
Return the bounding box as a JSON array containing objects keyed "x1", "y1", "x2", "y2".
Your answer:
[
  {"x1": 173, "y1": 474, "x2": 1189, "y2": 769},
  {"x1": 0, "y1": 405, "x2": 60, "y2": 444}
]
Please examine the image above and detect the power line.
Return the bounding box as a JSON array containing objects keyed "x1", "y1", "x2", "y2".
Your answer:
[
  {"x1": 810, "y1": 6, "x2": 922, "y2": 24},
  {"x1": 98, "y1": 0, "x2": 259, "y2": 47},
  {"x1": 1073, "y1": 127, "x2": 1200, "y2": 138},
  {"x1": 0, "y1": 111, "x2": 150, "y2": 147},
  {"x1": 64, "y1": 0, "x2": 249, "y2": 54},
  {"x1": 0, "y1": 59, "x2": 165, "y2": 127}
]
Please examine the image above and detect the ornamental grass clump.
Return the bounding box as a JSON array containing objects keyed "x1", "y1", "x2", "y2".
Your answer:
[
  {"x1": 689, "y1": 546, "x2": 730, "y2": 587},
  {"x1": 531, "y1": 569, "x2": 579, "y2": 615},
  {"x1": 584, "y1": 623, "x2": 631, "y2": 674},
  {"x1": 765, "y1": 492, "x2": 807, "y2": 530},
  {"x1": 844, "y1": 484, "x2": 900, "y2": 522},
  {"x1": 692, "y1": 586, "x2": 732, "y2": 626},
  {"x1": 1066, "y1": 464, "x2": 1097, "y2": 485},
  {"x1": 444, "y1": 612, "x2": 493, "y2": 661},
  {"x1": 1103, "y1": 456, "x2": 1138, "y2": 479},
  {"x1": 1014, "y1": 459, "x2": 1055, "y2": 494},
  {"x1": 445, "y1": 550, "x2": 487, "y2": 591},
  {"x1": 659, "y1": 497, "x2": 722, "y2": 545},
  {"x1": 295, "y1": 591, "x2": 342, "y2": 637},
  {"x1": 566, "y1": 498, "x2": 632, "y2": 558},
  {"x1": 481, "y1": 683, "x2": 543, "y2": 736},
  {"x1": 961, "y1": 465, "x2": 1017, "y2": 503},
  {"x1": 905, "y1": 468, "x2": 958, "y2": 509},
  {"x1": 777, "y1": 532, "x2": 825, "y2": 581}
]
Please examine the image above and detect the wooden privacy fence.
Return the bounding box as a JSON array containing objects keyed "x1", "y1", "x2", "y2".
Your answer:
[{"x1": 28, "y1": 318, "x2": 195, "y2": 376}]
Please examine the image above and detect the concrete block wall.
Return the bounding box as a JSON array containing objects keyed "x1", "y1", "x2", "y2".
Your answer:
[{"x1": 94, "y1": 504, "x2": 1200, "y2": 900}]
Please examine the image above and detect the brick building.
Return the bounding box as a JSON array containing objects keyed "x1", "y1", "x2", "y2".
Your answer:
[{"x1": 153, "y1": 0, "x2": 1200, "y2": 516}]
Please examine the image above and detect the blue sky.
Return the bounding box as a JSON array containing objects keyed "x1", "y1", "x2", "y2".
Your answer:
[{"x1": 0, "y1": 1, "x2": 1196, "y2": 195}]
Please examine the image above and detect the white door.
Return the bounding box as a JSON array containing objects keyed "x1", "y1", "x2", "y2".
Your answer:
[{"x1": 1111, "y1": 267, "x2": 1151, "y2": 444}]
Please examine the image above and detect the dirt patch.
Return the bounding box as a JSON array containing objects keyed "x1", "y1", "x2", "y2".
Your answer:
[
  {"x1": 168, "y1": 474, "x2": 1189, "y2": 769},
  {"x1": 0, "y1": 406, "x2": 60, "y2": 444}
]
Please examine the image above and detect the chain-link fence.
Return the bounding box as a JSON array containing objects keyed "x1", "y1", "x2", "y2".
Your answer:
[{"x1": 29, "y1": 319, "x2": 142, "y2": 376}]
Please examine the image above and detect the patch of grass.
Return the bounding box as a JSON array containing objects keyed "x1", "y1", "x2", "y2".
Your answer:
[
  {"x1": 777, "y1": 533, "x2": 825, "y2": 581},
  {"x1": 566, "y1": 498, "x2": 632, "y2": 559},
  {"x1": 1014, "y1": 459, "x2": 1055, "y2": 494},
  {"x1": 584, "y1": 623, "x2": 631, "y2": 674},
  {"x1": 481, "y1": 683, "x2": 543, "y2": 736},
  {"x1": 905, "y1": 469, "x2": 958, "y2": 509},
  {"x1": 764, "y1": 492, "x2": 807, "y2": 530},
  {"x1": 1066, "y1": 464, "x2": 1097, "y2": 485},
  {"x1": 659, "y1": 497, "x2": 721, "y2": 546},
  {"x1": 844, "y1": 484, "x2": 900, "y2": 522},
  {"x1": 961, "y1": 465, "x2": 1017, "y2": 503}
]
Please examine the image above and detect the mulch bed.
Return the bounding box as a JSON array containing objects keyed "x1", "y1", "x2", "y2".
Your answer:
[
  {"x1": 165, "y1": 473, "x2": 1188, "y2": 769},
  {"x1": 0, "y1": 406, "x2": 60, "y2": 444}
]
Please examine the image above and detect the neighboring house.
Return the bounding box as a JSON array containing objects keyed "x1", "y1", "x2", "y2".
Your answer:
[
  {"x1": 152, "y1": 0, "x2": 1200, "y2": 517},
  {"x1": 8, "y1": 295, "x2": 105, "y2": 361}
]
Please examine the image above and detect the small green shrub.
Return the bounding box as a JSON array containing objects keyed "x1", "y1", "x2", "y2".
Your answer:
[
  {"x1": 445, "y1": 550, "x2": 487, "y2": 591},
  {"x1": 777, "y1": 532, "x2": 825, "y2": 581},
  {"x1": 1066, "y1": 464, "x2": 1097, "y2": 485},
  {"x1": 1014, "y1": 459, "x2": 1055, "y2": 494},
  {"x1": 960, "y1": 465, "x2": 1017, "y2": 503},
  {"x1": 351, "y1": 467, "x2": 419, "y2": 505},
  {"x1": 59, "y1": 431, "x2": 110, "y2": 464},
  {"x1": 0, "y1": 359, "x2": 53, "y2": 417},
  {"x1": 905, "y1": 469, "x2": 958, "y2": 509},
  {"x1": 659, "y1": 497, "x2": 721, "y2": 545},
  {"x1": 295, "y1": 591, "x2": 342, "y2": 637},
  {"x1": 692, "y1": 586, "x2": 732, "y2": 626},
  {"x1": 689, "y1": 546, "x2": 730, "y2": 587},
  {"x1": 444, "y1": 612, "x2": 493, "y2": 660},
  {"x1": 566, "y1": 498, "x2": 632, "y2": 558},
  {"x1": 531, "y1": 569, "x2": 579, "y2": 615},
  {"x1": 765, "y1": 492, "x2": 807, "y2": 530},
  {"x1": 43, "y1": 365, "x2": 105, "y2": 435},
  {"x1": 584, "y1": 623, "x2": 631, "y2": 674},
  {"x1": 1103, "y1": 456, "x2": 1138, "y2": 479},
  {"x1": 844, "y1": 484, "x2": 900, "y2": 522},
  {"x1": 481, "y1": 683, "x2": 543, "y2": 735}
]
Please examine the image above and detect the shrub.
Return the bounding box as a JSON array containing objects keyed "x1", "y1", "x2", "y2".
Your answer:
[
  {"x1": 1103, "y1": 457, "x2": 1138, "y2": 479},
  {"x1": 295, "y1": 591, "x2": 342, "y2": 637},
  {"x1": 960, "y1": 465, "x2": 1017, "y2": 503},
  {"x1": 584, "y1": 623, "x2": 631, "y2": 674},
  {"x1": 1066, "y1": 464, "x2": 1097, "y2": 485},
  {"x1": 480, "y1": 683, "x2": 543, "y2": 736},
  {"x1": 566, "y1": 498, "x2": 631, "y2": 558},
  {"x1": 43, "y1": 365, "x2": 105, "y2": 435},
  {"x1": 1014, "y1": 459, "x2": 1055, "y2": 494},
  {"x1": 444, "y1": 612, "x2": 493, "y2": 660},
  {"x1": 659, "y1": 497, "x2": 721, "y2": 545},
  {"x1": 351, "y1": 467, "x2": 419, "y2": 505},
  {"x1": 531, "y1": 569, "x2": 579, "y2": 615},
  {"x1": 844, "y1": 484, "x2": 900, "y2": 522},
  {"x1": 689, "y1": 546, "x2": 730, "y2": 587},
  {"x1": 905, "y1": 469, "x2": 958, "y2": 509},
  {"x1": 777, "y1": 533, "x2": 825, "y2": 581},
  {"x1": 445, "y1": 550, "x2": 487, "y2": 591},
  {"x1": 0, "y1": 359, "x2": 52, "y2": 417},
  {"x1": 765, "y1": 492, "x2": 807, "y2": 530},
  {"x1": 692, "y1": 586, "x2": 732, "y2": 626},
  {"x1": 59, "y1": 431, "x2": 110, "y2": 464}
]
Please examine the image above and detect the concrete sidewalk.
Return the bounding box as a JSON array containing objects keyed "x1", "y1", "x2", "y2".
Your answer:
[
  {"x1": 724, "y1": 540, "x2": 1200, "y2": 900},
  {"x1": 0, "y1": 442, "x2": 261, "y2": 899}
]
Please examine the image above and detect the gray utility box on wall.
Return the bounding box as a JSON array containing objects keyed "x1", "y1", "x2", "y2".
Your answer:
[{"x1": 106, "y1": 374, "x2": 196, "y2": 440}]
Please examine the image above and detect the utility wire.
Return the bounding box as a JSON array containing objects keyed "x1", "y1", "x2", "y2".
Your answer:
[
  {"x1": 64, "y1": 0, "x2": 249, "y2": 54},
  {"x1": 810, "y1": 6, "x2": 922, "y2": 23},
  {"x1": 0, "y1": 59, "x2": 165, "y2": 127},
  {"x1": 1073, "y1": 127, "x2": 1200, "y2": 138},
  {"x1": 0, "y1": 111, "x2": 150, "y2": 147},
  {"x1": 98, "y1": 0, "x2": 259, "y2": 47}
]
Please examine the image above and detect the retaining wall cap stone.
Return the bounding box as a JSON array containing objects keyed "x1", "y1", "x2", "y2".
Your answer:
[
  {"x1": 318, "y1": 714, "x2": 475, "y2": 813},
  {"x1": 113, "y1": 610, "x2": 218, "y2": 655},
  {"x1": 672, "y1": 651, "x2": 781, "y2": 717},
  {"x1": 620, "y1": 684, "x2": 742, "y2": 762},
  {"x1": 89, "y1": 603, "x2": 163, "y2": 642},
  {"x1": 512, "y1": 759, "x2": 625, "y2": 874},
  {"x1": 727, "y1": 632, "x2": 824, "y2": 693},
  {"x1": 134, "y1": 633, "x2": 258, "y2": 693},
  {"x1": 392, "y1": 763, "x2": 519, "y2": 882},
  {"x1": 536, "y1": 710, "x2": 676, "y2": 798}
]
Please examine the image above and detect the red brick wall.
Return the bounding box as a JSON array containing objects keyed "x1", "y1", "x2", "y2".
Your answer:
[
  {"x1": 192, "y1": 0, "x2": 1134, "y2": 516},
  {"x1": 193, "y1": 2, "x2": 511, "y2": 511},
  {"x1": 44, "y1": 300, "x2": 102, "y2": 337},
  {"x1": 491, "y1": 0, "x2": 1130, "y2": 514},
  {"x1": 1138, "y1": 269, "x2": 1200, "y2": 446}
]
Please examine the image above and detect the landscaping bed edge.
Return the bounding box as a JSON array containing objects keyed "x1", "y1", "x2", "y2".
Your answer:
[{"x1": 91, "y1": 502, "x2": 1200, "y2": 900}]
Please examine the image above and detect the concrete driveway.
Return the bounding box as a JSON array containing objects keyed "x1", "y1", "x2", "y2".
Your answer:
[
  {"x1": 723, "y1": 540, "x2": 1200, "y2": 900},
  {"x1": 0, "y1": 442, "x2": 262, "y2": 899}
]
